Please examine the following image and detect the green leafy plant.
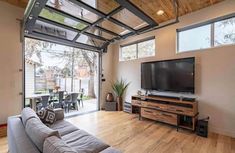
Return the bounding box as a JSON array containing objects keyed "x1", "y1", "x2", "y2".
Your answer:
[{"x1": 112, "y1": 79, "x2": 130, "y2": 97}]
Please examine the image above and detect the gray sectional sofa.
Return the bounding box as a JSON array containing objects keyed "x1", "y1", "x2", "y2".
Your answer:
[{"x1": 7, "y1": 107, "x2": 120, "y2": 153}]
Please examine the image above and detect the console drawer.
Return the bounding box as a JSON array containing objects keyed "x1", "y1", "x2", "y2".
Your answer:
[
  {"x1": 141, "y1": 108, "x2": 177, "y2": 125},
  {"x1": 167, "y1": 105, "x2": 193, "y2": 116},
  {"x1": 141, "y1": 108, "x2": 160, "y2": 121},
  {"x1": 132, "y1": 100, "x2": 142, "y2": 107},
  {"x1": 142, "y1": 102, "x2": 167, "y2": 111}
]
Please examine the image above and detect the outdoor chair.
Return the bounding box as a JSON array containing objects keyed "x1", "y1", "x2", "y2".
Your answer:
[
  {"x1": 65, "y1": 93, "x2": 79, "y2": 113},
  {"x1": 36, "y1": 95, "x2": 50, "y2": 110},
  {"x1": 53, "y1": 91, "x2": 65, "y2": 109}
]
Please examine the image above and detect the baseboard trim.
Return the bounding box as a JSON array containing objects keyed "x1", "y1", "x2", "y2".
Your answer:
[
  {"x1": 0, "y1": 124, "x2": 7, "y2": 137},
  {"x1": 209, "y1": 126, "x2": 235, "y2": 138}
]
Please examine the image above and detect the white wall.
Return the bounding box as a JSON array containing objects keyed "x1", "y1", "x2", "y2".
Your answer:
[
  {"x1": 110, "y1": 0, "x2": 235, "y2": 137},
  {"x1": 0, "y1": 2, "x2": 24, "y2": 124},
  {"x1": 25, "y1": 63, "x2": 35, "y2": 96},
  {"x1": 101, "y1": 45, "x2": 114, "y2": 109}
]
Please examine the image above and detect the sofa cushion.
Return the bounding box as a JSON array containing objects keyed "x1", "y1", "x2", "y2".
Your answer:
[
  {"x1": 25, "y1": 118, "x2": 61, "y2": 152},
  {"x1": 37, "y1": 107, "x2": 56, "y2": 126},
  {"x1": 43, "y1": 136, "x2": 77, "y2": 153},
  {"x1": 21, "y1": 107, "x2": 40, "y2": 127},
  {"x1": 50, "y1": 120, "x2": 79, "y2": 136},
  {"x1": 62, "y1": 130, "x2": 109, "y2": 153}
]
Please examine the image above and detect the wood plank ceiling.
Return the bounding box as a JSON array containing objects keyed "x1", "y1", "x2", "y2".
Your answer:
[
  {"x1": 130, "y1": 0, "x2": 225, "y2": 23},
  {"x1": 4, "y1": 0, "x2": 225, "y2": 24},
  {"x1": 2, "y1": 0, "x2": 28, "y2": 8}
]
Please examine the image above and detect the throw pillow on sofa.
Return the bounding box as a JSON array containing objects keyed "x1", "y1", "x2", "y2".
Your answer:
[{"x1": 37, "y1": 107, "x2": 56, "y2": 126}]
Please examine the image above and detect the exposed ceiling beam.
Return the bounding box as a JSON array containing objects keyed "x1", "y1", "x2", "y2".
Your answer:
[
  {"x1": 25, "y1": 31, "x2": 101, "y2": 52},
  {"x1": 69, "y1": 0, "x2": 136, "y2": 32},
  {"x1": 44, "y1": 5, "x2": 120, "y2": 37},
  {"x1": 37, "y1": 17, "x2": 108, "y2": 42},
  {"x1": 114, "y1": 0, "x2": 158, "y2": 26},
  {"x1": 72, "y1": 6, "x2": 124, "y2": 42}
]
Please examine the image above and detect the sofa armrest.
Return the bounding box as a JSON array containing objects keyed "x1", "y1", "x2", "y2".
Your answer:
[{"x1": 54, "y1": 109, "x2": 64, "y2": 121}]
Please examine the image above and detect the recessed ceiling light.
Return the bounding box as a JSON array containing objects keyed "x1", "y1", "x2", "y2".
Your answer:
[{"x1": 157, "y1": 10, "x2": 164, "y2": 16}]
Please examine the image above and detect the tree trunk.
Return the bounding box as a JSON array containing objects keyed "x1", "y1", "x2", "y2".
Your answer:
[
  {"x1": 88, "y1": 74, "x2": 96, "y2": 98},
  {"x1": 65, "y1": 77, "x2": 67, "y2": 91}
]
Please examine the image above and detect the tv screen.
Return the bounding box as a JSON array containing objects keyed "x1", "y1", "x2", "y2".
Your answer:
[{"x1": 141, "y1": 57, "x2": 195, "y2": 93}]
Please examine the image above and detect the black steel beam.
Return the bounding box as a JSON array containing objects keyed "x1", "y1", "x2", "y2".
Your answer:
[
  {"x1": 94, "y1": 25, "x2": 120, "y2": 37},
  {"x1": 69, "y1": 0, "x2": 136, "y2": 32},
  {"x1": 73, "y1": 6, "x2": 124, "y2": 42},
  {"x1": 173, "y1": 0, "x2": 179, "y2": 22},
  {"x1": 37, "y1": 17, "x2": 108, "y2": 41},
  {"x1": 114, "y1": 0, "x2": 158, "y2": 26},
  {"x1": 109, "y1": 19, "x2": 179, "y2": 43},
  {"x1": 73, "y1": 6, "x2": 123, "y2": 41},
  {"x1": 109, "y1": 0, "x2": 180, "y2": 43},
  {"x1": 25, "y1": 0, "x2": 48, "y2": 33},
  {"x1": 45, "y1": 5, "x2": 91, "y2": 25},
  {"x1": 82, "y1": 6, "x2": 123, "y2": 32},
  {"x1": 25, "y1": 31, "x2": 101, "y2": 52},
  {"x1": 44, "y1": 5, "x2": 120, "y2": 37}
]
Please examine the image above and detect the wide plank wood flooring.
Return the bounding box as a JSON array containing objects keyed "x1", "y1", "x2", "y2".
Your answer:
[{"x1": 1, "y1": 111, "x2": 234, "y2": 153}]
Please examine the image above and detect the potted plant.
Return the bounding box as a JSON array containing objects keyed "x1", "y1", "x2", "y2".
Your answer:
[{"x1": 112, "y1": 79, "x2": 130, "y2": 111}]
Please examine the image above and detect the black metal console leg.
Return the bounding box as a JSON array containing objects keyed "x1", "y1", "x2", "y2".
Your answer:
[
  {"x1": 139, "y1": 107, "x2": 142, "y2": 120},
  {"x1": 177, "y1": 115, "x2": 179, "y2": 132}
]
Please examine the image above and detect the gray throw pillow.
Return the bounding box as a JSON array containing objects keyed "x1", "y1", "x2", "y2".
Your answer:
[{"x1": 37, "y1": 107, "x2": 56, "y2": 126}]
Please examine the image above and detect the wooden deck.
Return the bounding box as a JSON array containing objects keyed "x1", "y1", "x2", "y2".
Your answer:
[{"x1": 1, "y1": 111, "x2": 234, "y2": 153}]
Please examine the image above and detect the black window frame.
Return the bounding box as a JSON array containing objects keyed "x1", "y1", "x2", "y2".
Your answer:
[
  {"x1": 177, "y1": 13, "x2": 235, "y2": 53},
  {"x1": 120, "y1": 36, "x2": 155, "y2": 61}
]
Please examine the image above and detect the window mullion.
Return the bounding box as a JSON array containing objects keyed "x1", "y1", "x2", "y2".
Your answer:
[{"x1": 211, "y1": 23, "x2": 215, "y2": 47}]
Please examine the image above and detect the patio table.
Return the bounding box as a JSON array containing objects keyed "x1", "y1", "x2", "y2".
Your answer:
[{"x1": 25, "y1": 93, "x2": 50, "y2": 111}]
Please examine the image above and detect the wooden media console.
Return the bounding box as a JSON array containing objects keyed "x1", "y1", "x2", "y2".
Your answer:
[{"x1": 131, "y1": 95, "x2": 198, "y2": 131}]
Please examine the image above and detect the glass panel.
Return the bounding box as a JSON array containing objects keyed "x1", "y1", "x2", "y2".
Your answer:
[
  {"x1": 86, "y1": 28, "x2": 116, "y2": 40},
  {"x1": 178, "y1": 25, "x2": 211, "y2": 52},
  {"x1": 100, "y1": 20, "x2": 130, "y2": 35},
  {"x1": 39, "y1": 9, "x2": 87, "y2": 30},
  {"x1": 34, "y1": 20, "x2": 77, "y2": 40},
  {"x1": 112, "y1": 8, "x2": 148, "y2": 30},
  {"x1": 76, "y1": 34, "x2": 105, "y2": 47},
  {"x1": 46, "y1": 0, "x2": 100, "y2": 23},
  {"x1": 24, "y1": 38, "x2": 99, "y2": 114},
  {"x1": 120, "y1": 44, "x2": 137, "y2": 61},
  {"x1": 81, "y1": 0, "x2": 119, "y2": 14},
  {"x1": 214, "y1": 17, "x2": 235, "y2": 46},
  {"x1": 138, "y1": 39, "x2": 155, "y2": 58}
]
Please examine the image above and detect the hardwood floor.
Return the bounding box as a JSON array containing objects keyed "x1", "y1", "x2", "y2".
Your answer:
[
  {"x1": 0, "y1": 111, "x2": 234, "y2": 153},
  {"x1": 67, "y1": 111, "x2": 235, "y2": 153},
  {"x1": 0, "y1": 137, "x2": 8, "y2": 153}
]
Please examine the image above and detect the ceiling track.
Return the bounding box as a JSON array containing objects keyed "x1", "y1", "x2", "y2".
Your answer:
[{"x1": 23, "y1": 0, "x2": 179, "y2": 53}]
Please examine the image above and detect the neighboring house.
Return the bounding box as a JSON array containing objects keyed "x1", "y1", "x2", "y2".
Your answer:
[{"x1": 25, "y1": 59, "x2": 40, "y2": 96}]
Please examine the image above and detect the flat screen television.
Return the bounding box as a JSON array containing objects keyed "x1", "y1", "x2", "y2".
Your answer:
[{"x1": 141, "y1": 57, "x2": 195, "y2": 93}]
